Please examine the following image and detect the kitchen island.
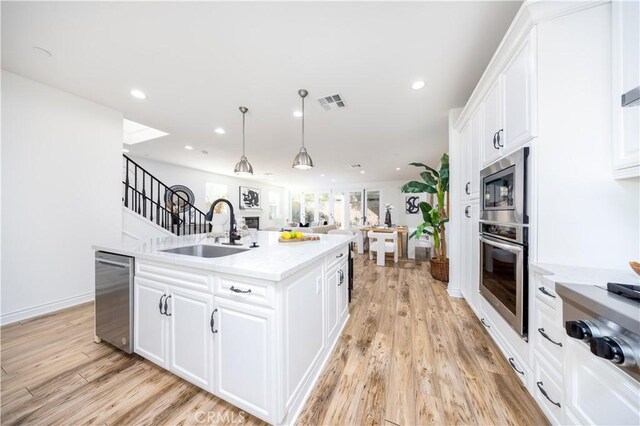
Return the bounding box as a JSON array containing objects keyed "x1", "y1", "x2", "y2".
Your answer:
[{"x1": 93, "y1": 231, "x2": 353, "y2": 425}]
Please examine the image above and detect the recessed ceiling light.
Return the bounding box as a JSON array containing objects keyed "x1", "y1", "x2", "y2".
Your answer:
[
  {"x1": 331, "y1": 178, "x2": 336, "y2": 182},
  {"x1": 396, "y1": 167, "x2": 401, "y2": 171},
  {"x1": 33, "y1": 46, "x2": 52, "y2": 57},
  {"x1": 130, "y1": 89, "x2": 147, "y2": 100},
  {"x1": 411, "y1": 80, "x2": 425, "y2": 90},
  {"x1": 360, "y1": 170, "x2": 366, "y2": 174},
  {"x1": 184, "y1": 145, "x2": 194, "y2": 150},
  {"x1": 214, "y1": 128, "x2": 226, "y2": 134},
  {"x1": 320, "y1": 174, "x2": 325, "y2": 177},
  {"x1": 293, "y1": 111, "x2": 303, "y2": 118},
  {"x1": 122, "y1": 148, "x2": 130, "y2": 153}
]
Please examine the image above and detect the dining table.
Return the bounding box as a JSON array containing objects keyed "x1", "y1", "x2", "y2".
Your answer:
[{"x1": 359, "y1": 225, "x2": 410, "y2": 258}]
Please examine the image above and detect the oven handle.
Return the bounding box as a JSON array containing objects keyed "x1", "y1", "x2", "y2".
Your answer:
[{"x1": 479, "y1": 235, "x2": 523, "y2": 254}]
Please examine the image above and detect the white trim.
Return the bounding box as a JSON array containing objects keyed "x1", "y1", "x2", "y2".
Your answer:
[
  {"x1": 0, "y1": 291, "x2": 94, "y2": 326},
  {"x1": 447, "y1": 287, "x2": 464, "y2": 298},
  {"x1": 122, "y1": 206, "x2": 174, "y2": 237}
]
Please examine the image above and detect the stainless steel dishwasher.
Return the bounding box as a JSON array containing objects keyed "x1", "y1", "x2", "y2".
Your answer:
[{"x1": 95, "y1": 251, "x2": 134, "y2": 353}]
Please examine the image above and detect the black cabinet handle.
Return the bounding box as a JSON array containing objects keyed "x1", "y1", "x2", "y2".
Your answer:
[
  {"x1": 508, "y1": 357, "x2": 524, "y2": 375},
  {"x1": 538, "y1": 328, "x2": 563, "y2": 347},
  {"x1": 164, "y1": 295, "x2": 172, "y2": 316},
  {"x1": 338, "y1": 270, "x2": 344, "y2": 286},
  {"x1": 210, "y1": 309, "x2": 218, "y2": 334},
  {"x1": 493, "y1": 132, "x2": 498, "y2": 149},
  {"x1": 336, "y1": 252, "x2": 344, "y2": 258},
  {"x1": 230, "y1": 286, "x2": 251, "y2": 294},
  {"x1": 159, "y1": 294, "x2": 166, "y2": 315},
  {"x1": 536, "y1": 381, "x2": 561, "y2": 407},
  {"x1": 538, "y1": 286, "x2": 556, "y2": 298},
  {"x1": 481, "y1": 318, "x2": 491, "y2": 328},
  {"x1": 465, "y1": 206, "x2": 471, "y2": 218},
  {"x1": 465, "y1": 182, "x2": 470, "y2": 195},
  {"x1": 496, "y1": 129, "x2": 504, "y2": 148}
]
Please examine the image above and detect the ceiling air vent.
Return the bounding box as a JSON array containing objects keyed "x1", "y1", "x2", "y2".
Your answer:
[
  {"x1": 350, "y1": 164, "x2": 362, "y2": 169},
  {"x1": 318, "y1": 93, "x2": 346, "y2": 111}
]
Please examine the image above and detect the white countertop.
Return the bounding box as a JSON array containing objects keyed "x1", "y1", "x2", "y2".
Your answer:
[
  {"x1": 93, "y1": 231, "x2": 354, "y2": 281},
  {"x1": 531, "y1": 262, "x2": 640, "y2": 287}
]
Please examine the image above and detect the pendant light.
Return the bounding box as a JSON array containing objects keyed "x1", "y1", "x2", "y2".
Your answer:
[
  {"x1": 292, "y1": 89, "x2": 314, "y2": 170},
  {"x1": 233, "y1": 106, "x2": 253, "y2": 176}
]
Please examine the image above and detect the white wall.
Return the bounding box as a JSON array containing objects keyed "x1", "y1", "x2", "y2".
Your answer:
[
  {"x1": 535, "y1": 4, "x2": 639, "y2": 270},
  {"x1": 1, "y1": 71, "x2": 123, "y2": 324},
  {"x1": 129, "y1": 156, "x2": 287, "y2": 229}
]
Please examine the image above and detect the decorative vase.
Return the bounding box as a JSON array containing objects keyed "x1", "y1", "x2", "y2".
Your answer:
[
  {"x1": 385, "y1": 210, "x2": 392, "y2": 227},
  {"x1": 429, "y1": 257, "x2": 449, "y2": 282}
]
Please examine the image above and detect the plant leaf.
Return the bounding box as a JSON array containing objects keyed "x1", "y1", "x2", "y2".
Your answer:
[
  {"x1": 401, "y1": 181, "x2": 431, "y2": 193},
  {"x1": 419, "y1": 171, "x2": 438, "y2": 187},
  {"x1": 409, "y1": 162, "x2": 440, "y2": 177}
]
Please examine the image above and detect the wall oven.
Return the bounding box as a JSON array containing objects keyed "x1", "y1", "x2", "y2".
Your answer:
[{"x1": 479, "y1": 148, "x2": 529, "y2": 337}]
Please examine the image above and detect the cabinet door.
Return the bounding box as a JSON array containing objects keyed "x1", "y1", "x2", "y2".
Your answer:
[
  {"x1": 134, "y1": 277, "x2": 168, "y2": 367},
  {"x1": 482, "y1": 80, "x2": 503, "y2": 166},
  {"x1": 337, "y1": 260, "x2": 349, "y2": 321},
  {"x1": 503, "y1": 30, "x2": 536, "y2": 153},
  {"x1": 469, "y1": 202, "x2": 480, "y2": 313},
  {"x1": 214, "y1": 297, "x2": 274, "y2": 421},
  {"x1": 168, "y1": 286, "x2": 214, "y2": 391},
  {"x1": 460, "y1": 122, "x2": 472, "y2": 199},
  {"x1": 326, "y1": 266, "x2": 339, "y2": 341},
  {"x1": 460, "y1": 204, "x2": 472, "y2": 301},
  {"x1": 469, "y1": 108, "x2": 482, "y2": 198}
]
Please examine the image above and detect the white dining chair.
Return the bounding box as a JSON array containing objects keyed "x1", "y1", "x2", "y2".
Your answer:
[
  {"x1": 408, "y1": 228, "x2": 433, "y2": 260},
  {"x1": 367, "y1": 231, "x2": 398, "y2": 266},
  {"x1": 350, "y1": 227, "x2": 368, "y2": 254}
]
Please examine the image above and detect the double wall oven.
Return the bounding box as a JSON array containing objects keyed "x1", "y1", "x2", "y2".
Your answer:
[{"x1": 479, "y1": 147, "x2": 529, "y2": 337}]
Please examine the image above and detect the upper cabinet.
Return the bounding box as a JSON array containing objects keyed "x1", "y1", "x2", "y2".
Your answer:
[
  {"x1": 482, "y1": 80, "x2": 504, "y2": 166},
  {"x1": 612, "y1": 0, "x2": 640, "y2": 179},
  {"x1": 503, "y1": 30, "x2": 537, "y2": 152}
]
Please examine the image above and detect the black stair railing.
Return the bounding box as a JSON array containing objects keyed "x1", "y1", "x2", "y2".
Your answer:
[{"x1": 122, "y1": 155, "x2": 208, "y2": 236}]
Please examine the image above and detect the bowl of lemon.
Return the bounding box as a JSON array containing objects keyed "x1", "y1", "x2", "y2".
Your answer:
[{"x1": 278, "y1": 231, "x2": 320, "y2": 243}]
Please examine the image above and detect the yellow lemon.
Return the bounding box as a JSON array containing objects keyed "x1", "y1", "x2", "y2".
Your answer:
[
  {"x1": 289, "y1": 231, "x2": 297, "y2": 239},
  {"x1": 281, "y1": 232, "x2": 291, "y2": 240},
  {"x1": 295, "y1": 232, "x2": 304, "y2": 239}
]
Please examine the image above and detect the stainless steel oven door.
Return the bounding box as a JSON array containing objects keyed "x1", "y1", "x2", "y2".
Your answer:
[{"x1": 479, "y1": 234, "x2": 527, "y2": 336}]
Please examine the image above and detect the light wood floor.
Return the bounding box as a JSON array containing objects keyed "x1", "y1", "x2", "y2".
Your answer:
[{"x1": 1, "y1": 254, "x2": 548, "y2": 425}]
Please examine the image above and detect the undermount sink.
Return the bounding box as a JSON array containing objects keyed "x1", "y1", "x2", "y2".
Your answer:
[{"x1": 161, "y1": 244, "x2": 247, "y2": 258}]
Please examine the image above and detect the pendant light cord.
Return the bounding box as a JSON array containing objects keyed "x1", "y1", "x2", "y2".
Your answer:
[
  {"x1": 242, "y1": 110, "x2": 246, "y2": 156},
  {"x1": 301, "y1": 94, "x2": 305, "y2": 149}
]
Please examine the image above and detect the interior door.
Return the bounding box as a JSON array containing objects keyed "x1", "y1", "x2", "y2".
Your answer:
[
  {"x1": 133, "y1": 277, "x2": 168, "y2": 367},
  {"x1": 168, "y1": 285, "x2": 214, "y2": 391}
]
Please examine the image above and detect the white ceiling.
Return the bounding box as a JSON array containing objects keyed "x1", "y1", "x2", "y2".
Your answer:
[{"x1": 2, "y1": 1, "x2": 521, "y2": 187}]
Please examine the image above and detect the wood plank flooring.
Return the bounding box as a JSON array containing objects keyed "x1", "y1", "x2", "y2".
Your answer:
[{"x1": 1, "y1": 254, "x2": 548, "y2": 425}]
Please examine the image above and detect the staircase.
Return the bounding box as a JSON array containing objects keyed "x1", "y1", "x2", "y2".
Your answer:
[{"x1": 122, "y1": 155, "x2": 208, "y2": 236}]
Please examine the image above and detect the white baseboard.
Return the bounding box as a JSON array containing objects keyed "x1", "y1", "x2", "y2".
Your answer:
[
  {"x1": 1, "y1": 291, "x2": 94, "y2": 326},
  {"x1": 447, "y1": 286, "x2": 464, "y2": 298}
]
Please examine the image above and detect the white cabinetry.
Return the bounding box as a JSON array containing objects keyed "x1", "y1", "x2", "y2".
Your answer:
[
  {"x1": 214, "y1": 297, "x2": 274, "y2": 419},
  {"x1": 503, "y1": 30, "x2": 537, "y2": 152},
  {"x1": 612, "y1": 0, "x2": 640, "y2": 178},
  {"x1": 460, "y1": 201, "x2": 479, "y2": 314},
  {"x1": 133, "y1": 276, "x2": 214, "y2": 391},
  {"x1": 482, "y1": 80, "x2": 504, "y2": 166}
]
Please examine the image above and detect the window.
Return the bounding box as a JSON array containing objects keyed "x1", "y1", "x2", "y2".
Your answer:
[
  {"x1": 365, "y1": 190, "x2": 380, "y2": 225},
  {"x1": 349, "y1": 191, "x2": 363, "y2": 226},
  {"x1": 269, "y1": 191, "x2": 280, "y2": 220},
  {"x1": 318, "y1": 192, "x2": 330, "y2": 224},
  {"x1": 205, "y1": 183, "x2": 228, "y2": 213},
  {"x1": 291, "y1": 192, "x2": 302, "y2": 224},
  {"x1": 304, "y1": 193, "x2": 315, "y2": 224},
  {"x1": 332, "y1": 192, "x2": 345, "y2": 228}
]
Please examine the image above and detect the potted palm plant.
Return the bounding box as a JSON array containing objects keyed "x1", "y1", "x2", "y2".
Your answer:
[{"x1": 401, "y1": 153, "x2": 449, "y2": 282}]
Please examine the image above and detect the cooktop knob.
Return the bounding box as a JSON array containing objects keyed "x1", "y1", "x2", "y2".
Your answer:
[
  {"x1": 565, "y1": 320, "x2": 592, "y2": 342},
  {"x1": 590, "y1": 337, "x2": 625, "y2": 364}
]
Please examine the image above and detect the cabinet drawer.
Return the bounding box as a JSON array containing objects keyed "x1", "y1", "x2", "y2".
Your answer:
[
  {"x1": 534, "y1": 275, "x2": 561, "y2": 311},
  {"x1": 215, "y1": 276, "x2": 275, "y2": 307},
  {"x1": 326, "y1": 246, "x2": 349, "y2": 270},
  {"x1": 534, "y1": 302, "x2": 565, "y2": 369},
  {"x1": 136, "y1": 260, "x2": 212, "y2": 293},
  {"x1": 534, "y1": 356, "x2": 563, "y2": 425}
]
